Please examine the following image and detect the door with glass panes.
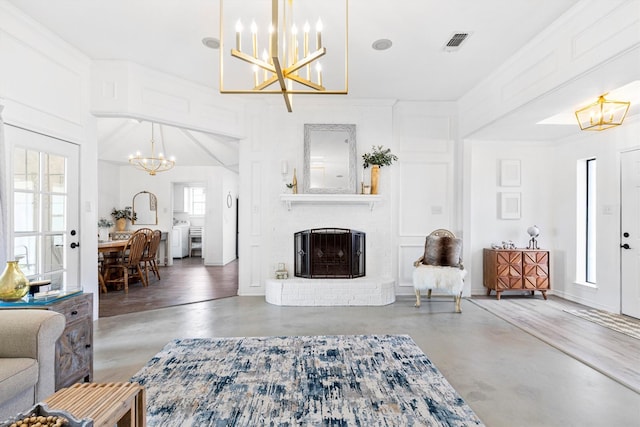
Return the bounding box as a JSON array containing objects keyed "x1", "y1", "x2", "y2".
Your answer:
[{"x1": 7, "y1": 125, "x2": 80, "y2": 290}]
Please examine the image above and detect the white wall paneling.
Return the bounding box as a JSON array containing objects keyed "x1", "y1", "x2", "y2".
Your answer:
[
  {"x1": 249, "y1": 244, "x2": 261, "y2": 289},
  {"x1": 393, "y1": 102, "x2": 458, "y2": 294},
  {"x1": 398, "y1": 244, "x2": 425, "y2": 288},
  {"x1": 459, "y1": 0, "x2": 640, "y2": 138},
  {"x1": 91, "y1": 61, "x2": 246, "y2": 139},
  {"x1": 399, "y1": 161, "x2": 451, "y2": 236}
]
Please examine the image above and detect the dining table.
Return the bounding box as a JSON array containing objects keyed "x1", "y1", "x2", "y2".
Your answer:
[
  {"x1": 98, "y1": 239, "x2": 128, "y2": 253},
  {"x1": 98, "y1": 240, "x2": 129, "y2": 293}
]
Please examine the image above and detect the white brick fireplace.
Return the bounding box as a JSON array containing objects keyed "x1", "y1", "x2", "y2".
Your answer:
[
  {"x1": 265, "y1": 277, "x2": 395, "y2": 306},
  {"x1": 262, "y1": 195, "x2": 396, "y2": 306}
]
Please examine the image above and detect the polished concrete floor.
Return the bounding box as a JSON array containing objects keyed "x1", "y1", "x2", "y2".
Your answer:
[{"x1": 94, "y1": 296, "x2": 640, "y2": 427}]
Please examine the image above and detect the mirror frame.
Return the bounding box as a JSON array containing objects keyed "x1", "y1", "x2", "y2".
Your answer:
[
  {"x1": 132, "y1": 190, "x2": 158, "y2": 225},
  {"x1": 303, "y1": 124, "x2": 357, "y2": 194}
]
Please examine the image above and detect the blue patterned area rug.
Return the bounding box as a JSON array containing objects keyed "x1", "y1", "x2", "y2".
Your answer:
[{"x1": 131, "y1": 335, "x2": 484, "y2": 426}]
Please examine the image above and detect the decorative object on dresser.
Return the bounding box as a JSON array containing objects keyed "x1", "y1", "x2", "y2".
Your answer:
[
  {"x1": 412, "y1": 229, "x2": 466, "y2": 313},
  {"x1": 527, "y1": 225, "x2": 540, "y2": 249},
  {"x1": 483, "y1": 248, "x2": 549, "y2": 300},
  {"x1": 0, "y1": 292, "x2": 93, "y2": 390}
]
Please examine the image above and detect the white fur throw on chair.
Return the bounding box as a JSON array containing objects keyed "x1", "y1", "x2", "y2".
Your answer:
[
  {"x1": 413, "y1": 265, "x2": 466, "y2": 292},
  {"x1": 413, "y1": 265, "x2": 467, "y2": 313}
]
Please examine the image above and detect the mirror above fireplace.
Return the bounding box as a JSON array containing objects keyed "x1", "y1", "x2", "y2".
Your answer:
[{"x1": 303, "y1": 124, "x2": 357, "y2": 194}]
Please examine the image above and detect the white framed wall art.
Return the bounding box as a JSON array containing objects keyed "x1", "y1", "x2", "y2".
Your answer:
[
  {"x1": 500, "y1": 159, "x2": 521, "y2": 187},
  {"x1": 500, "y1": 192, "x2": 521, "y2": 219}
]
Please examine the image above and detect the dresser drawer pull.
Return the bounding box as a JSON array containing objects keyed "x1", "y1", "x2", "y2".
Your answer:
[
  {"x1": 85, "y1": 344, "x2": 91, "y2": 349},
  {"x1": 71, "y1": 310, "x2": 78, "y2": 315}
]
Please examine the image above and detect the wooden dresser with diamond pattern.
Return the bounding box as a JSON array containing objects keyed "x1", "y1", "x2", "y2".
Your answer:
[{"x1": 483, "y1": 248, "x2": 549, "y2": 300}]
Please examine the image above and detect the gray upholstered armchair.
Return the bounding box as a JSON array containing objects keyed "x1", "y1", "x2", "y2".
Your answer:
[{"x1": 0, "y1": 310, "x2": 65, "y2": 420}]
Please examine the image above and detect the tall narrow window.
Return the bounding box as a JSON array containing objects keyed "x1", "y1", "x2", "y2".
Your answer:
[
  {"x1": 585, "y1": 158, "x2": 596, "y2": 283},
  {"x1": 183, "y1": 187, "x2": 206, "y2": 216}
]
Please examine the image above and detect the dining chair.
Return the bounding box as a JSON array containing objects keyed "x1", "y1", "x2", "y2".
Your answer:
[
  {"x1": 141, "y1": 229, "x2": 162, "y2": 283},
  {"x1": 103, "y1": 232, "x2": 148, "y2": 293}
]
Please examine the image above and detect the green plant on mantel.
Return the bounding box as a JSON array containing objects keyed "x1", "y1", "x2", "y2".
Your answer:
[
  {"x1": 362, "y1": 145, "x2": 398, "y2": 168},
  {"x1": 111, "y1": 206, "x2": 137, "y2": 221}
]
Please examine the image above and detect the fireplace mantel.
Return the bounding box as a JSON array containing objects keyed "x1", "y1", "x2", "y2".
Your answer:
[{"x1": 280, "y1": 194, "x2": 382, "y2": 211}]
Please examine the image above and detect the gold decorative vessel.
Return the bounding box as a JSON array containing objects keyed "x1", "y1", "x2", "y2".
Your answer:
[{"x1": 0, "y1": 260, "x2": 30, "y2": 301}]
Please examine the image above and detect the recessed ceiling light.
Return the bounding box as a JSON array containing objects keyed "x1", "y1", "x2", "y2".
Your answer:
[
  {"x1": 202, "y1": 37, "x2": 220, "y2": 49},
  {"x1": 372, "y1": 39, "x2": 392, "y2": 51}
]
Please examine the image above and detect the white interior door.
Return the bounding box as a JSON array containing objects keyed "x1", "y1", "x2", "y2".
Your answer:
[
  {"x1": 6, "y1": 125, "x2": 80, "y2": 290},
  {"x1": 621, "y1": 149, "x2": 640, "y2": 319}
]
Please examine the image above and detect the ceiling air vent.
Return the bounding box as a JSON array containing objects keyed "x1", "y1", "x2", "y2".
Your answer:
[{"x1": 443, "y1": 32, "x2": 471, "y2": 52}]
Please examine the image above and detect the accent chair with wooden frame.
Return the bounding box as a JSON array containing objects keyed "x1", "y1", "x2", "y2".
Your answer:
[{"x1": 413, "y1": 229, "x2": 467, "y2": 313}]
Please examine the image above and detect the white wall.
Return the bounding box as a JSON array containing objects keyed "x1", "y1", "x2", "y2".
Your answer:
[
  {"x1": 97, "y1": 161, "x2": 120, "y2": 221},
  {"x1": 550, "y1": 118, "x2": 640, "y2": 311},
  {"x1": 0, "y1": 1, "x2": 100, "y2": 317},
  {"x1": 239, "y1": 100, "x2": 394, "y2": 295},
  {"x1": 465, "y1": 141, "x2": 555, "y2": 294},
  {"x1": 237, "y1": 99, "x2": 462, "y2": 297}
]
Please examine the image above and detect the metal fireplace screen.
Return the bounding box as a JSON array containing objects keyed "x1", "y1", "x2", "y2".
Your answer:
[{"x1": 294, "y1": 228, "x2": 365, "y2": 278}]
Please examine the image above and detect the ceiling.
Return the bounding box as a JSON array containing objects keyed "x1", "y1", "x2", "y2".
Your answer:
[{"x1": 10, "y1": 0, "x2": 624, "y2": 167}]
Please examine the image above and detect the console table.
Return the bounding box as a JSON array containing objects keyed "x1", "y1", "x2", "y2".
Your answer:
[
  {"x1": 483, "y1": 248, "x2": 550, "y2": 300},
  {"x1": 0, "y1": 291, "x2": 93, "y2": 389}
]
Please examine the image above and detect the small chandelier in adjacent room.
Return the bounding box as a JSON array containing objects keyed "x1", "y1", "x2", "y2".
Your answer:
[
  {"x1": 128, "y1": 123, "x2": 175, "y2": 176},
  {"x1": 219, "y1": 0, "x2": 348, "y2": 112},
  {"x1": 575, "y1": 93, "x2": 630, "y2": 131}
]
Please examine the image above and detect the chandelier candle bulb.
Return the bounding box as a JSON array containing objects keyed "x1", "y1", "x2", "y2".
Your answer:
[
  {"x1": 304, "y1": 21, "x2": 310, "y2": 79},
  {"x1": 268, "y1": 24, "x2": 274, "y2": 59},
  {"x1": 235, "y1": 20, "x2": 243, "y2": 51},
  {"x1": 253, "y1": 65, "x2": 259, "y2": 87},
  {"x1": 316, "y1": 18, "x2": 322, "y2": 49},
  {"x1": 262, "y1": 49, "x2": 269, "y2": 80},
  {"x1": 251, "y1": 20, "x2": 258, "y2": 58},
  {"x1": 316, "y1": 62, "x2": 322, "y2": 86},
  {"x1": 291, "y1": 24, "x2": 298, "y2": 65}
]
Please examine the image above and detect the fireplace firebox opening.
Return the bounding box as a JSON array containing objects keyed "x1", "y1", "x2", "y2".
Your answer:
[{"x1": 294, "y1": 228, "x2": 365, "y2": 278}]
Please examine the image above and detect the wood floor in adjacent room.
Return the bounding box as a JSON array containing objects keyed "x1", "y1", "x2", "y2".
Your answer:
[{"x1": 98, "y1": 257, "x2": 238, "y2": 317}]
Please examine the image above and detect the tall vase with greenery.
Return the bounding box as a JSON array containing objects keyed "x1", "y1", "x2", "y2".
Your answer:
[
  {"x1": 111, "y1": 207, "x2": 136, "y2": 231},
  {"x1": 362, "y1": 145, "x2": 398, "y2": 194}
]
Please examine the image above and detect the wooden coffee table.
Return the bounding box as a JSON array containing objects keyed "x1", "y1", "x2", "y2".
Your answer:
[{"x1": 44, "y1": 382, "x2": 145, "y2": 427}]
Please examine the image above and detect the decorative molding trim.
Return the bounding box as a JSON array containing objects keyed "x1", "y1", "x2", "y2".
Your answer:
[{"x1": 279, "y1": 194, "x2": 382, "y2": 211}]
